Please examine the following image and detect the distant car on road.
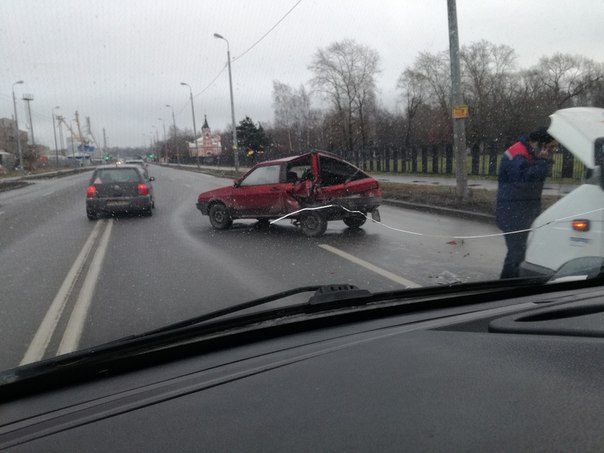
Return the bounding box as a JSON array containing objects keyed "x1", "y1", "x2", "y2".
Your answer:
[
  {"x1": 86, "y1": 164, "x2": 155, "y2": 219},
  {"x1": 196, "y1": 151, "x2": 382, "y2": 237},
  {"x1": 125, "y1": 159, "x2": 150, "y2": 179}
]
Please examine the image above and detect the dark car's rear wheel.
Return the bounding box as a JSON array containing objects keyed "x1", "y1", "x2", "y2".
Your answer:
[
  {"x1": 87, "y1": 209, "x2": 97, "y2": 220},
  {"x1": 300, "y1": 211, "x2": 327, "y2": 237},
  {"x1": 209, "y1": 203, "x2": 233, "y2": 230},
  {"x1": 343, "y1": 214, "x2": 366, "y2": 229}
]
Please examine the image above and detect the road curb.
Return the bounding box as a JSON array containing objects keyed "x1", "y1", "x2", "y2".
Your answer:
[{"x1": 382, "y1": 199, "x2": 495, "y2": 224}]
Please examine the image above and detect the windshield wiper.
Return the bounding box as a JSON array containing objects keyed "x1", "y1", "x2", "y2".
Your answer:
[
  {"x1": 144, "y1": 284, "x2": 372, "y2": 337},
  {"x1": 129, "y1": 278, "x2": 555, "y2": 343}
]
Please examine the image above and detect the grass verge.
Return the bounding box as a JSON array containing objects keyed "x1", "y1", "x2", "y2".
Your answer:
[{"x1": 380, "y1": 182, "x2": 561, "y2": 216}]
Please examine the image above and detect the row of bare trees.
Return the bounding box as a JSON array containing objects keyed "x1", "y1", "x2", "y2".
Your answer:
[{"x1": 265, "y1": 39, "x2": 604, "y2": 169}]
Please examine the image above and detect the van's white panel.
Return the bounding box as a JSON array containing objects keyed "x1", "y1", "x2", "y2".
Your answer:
[{"x1": 525, "y1": 184, "x2": 604, "y2": 272}]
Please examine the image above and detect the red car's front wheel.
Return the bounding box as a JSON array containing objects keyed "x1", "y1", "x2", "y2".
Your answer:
[{"x1": 209, "y1": 203, "x2": 233, "y2": 230}]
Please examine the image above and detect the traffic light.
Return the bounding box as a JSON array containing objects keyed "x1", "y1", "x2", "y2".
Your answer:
[
  {"x1": 148, "y1": 153, "x2": 153, "y2": 159},
  {"x1": 105, "y1": 154, "x2": 110, "y2": 161}
]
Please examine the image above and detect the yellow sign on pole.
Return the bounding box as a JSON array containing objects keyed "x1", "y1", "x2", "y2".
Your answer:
[{"x1": 452, "y1": 105, "x2": 469, "y2": 119}]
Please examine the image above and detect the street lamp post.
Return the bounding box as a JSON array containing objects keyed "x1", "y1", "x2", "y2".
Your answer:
[
  {"x1": 57, "y1": 116, "x2": 65, "y2": 159},
  {"x1": 213, "y1": 32, "x2": 239, "y2": 171},
  {"x1": 52, "y1": 106, "x2": 60, "y2": 169},
  {"x1": 181, "y1": 82, "x2": 200, "y2": 168},
  {"x1": 152, "y1": 125, "x2": 159, "y2": 160},
  {"x1": 11, "y1": 80, "x2": 24, "y2": 172},
  {"x1": 166, "y1": 105, "x2": 179, "y2": 166},
  {"x1": 22, "y1": 94, "x2": 35, "y2": 150},
  {"x1": 158, "y1": 118, "x2": 166, "y2": 163}
]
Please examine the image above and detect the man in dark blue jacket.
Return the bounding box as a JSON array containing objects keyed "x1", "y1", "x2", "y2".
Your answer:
[{"x1": 496, "y1": 127, "x2": 558, "y2": 278}]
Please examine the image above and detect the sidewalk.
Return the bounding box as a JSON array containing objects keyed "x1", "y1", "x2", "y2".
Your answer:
[{"x1": 371, "y1": 173, "x2": 578, "y2": 197}]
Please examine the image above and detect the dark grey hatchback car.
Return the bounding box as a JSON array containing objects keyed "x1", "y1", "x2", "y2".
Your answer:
[{"x1": 86, "y1": 164, "x2": 155, "y2": 219}]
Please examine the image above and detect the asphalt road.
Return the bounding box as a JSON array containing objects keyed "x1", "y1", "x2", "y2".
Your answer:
[{"x1": 0, "y1": 165, "x2": 506, "y2": 371}]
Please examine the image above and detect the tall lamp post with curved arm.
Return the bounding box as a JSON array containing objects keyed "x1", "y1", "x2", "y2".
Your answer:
[
  {"x1": 151, "y1": 125, "x2": 159, "y2": 161},
  {"x1": 166, "y1": 104, "x2": 179, "y2": 166},
  {"x1": 181, "y1": 82, "x2": 200, "y2": 168},
  {"x1": 52, "y1": 106, "x2": 60, "y2": 169},
  {"x1": 158, "y1": 117, "x2": 167, "y2": 164},
  {"x1": 213, "y1": 32, "x2": 239, "y2": 171},
  {"x1": 12, "y1": 80, "x2": 24, "y2": 172}
]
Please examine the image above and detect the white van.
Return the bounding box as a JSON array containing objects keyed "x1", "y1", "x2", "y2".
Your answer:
[{"x1": 521, "y1": 107, "x2": 604, "y2": 279}]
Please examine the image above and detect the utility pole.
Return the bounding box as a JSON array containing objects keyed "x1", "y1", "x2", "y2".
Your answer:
[
  {"x1": 103, "y1": 128, "x2": 108, "y2": 160},
  {"x1": 57, "y1": 115, "x2": 65, "y2": 158},
  {"x1": 52, "y1": 106, "x2": 60, "y2": 168},
  {"x1": 70, "y1": 130, "x2": 76, "y2": 165},
  {"x1": 447, "y1": 0, "x2": 468, "y2": 201}
]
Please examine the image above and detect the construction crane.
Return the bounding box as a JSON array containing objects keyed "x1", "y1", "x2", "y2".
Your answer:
[
  {"x1": 85, "y1": 116, "x2": 101, "y2": 151},
  {"x1": 56, "y1": 111, "x2": 97, "y2": 153}
]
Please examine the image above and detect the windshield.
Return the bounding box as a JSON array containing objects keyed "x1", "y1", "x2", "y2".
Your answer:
[{"x1": 0, "y1": 1, "x2": 603, "y2": 373}]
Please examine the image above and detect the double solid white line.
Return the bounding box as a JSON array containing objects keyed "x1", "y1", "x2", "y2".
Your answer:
[{"x1": 20, "y1": 219, "x2": 113, "y2": 365}]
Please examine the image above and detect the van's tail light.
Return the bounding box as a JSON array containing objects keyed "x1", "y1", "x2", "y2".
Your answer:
[
  {"x1": 86, "y1": 186, "x2": 97, "y2": 198},
  {"x1": 137, "y1": 184, "x2": 149, "y2": 196},
  {"x1": 572, "y1": 219, "x2": 590, "y2": 232}
]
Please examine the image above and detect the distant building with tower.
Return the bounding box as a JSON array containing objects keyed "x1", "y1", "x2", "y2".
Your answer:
[{"x1": 188, "y1": 116, "x2": 222, "y2": 157}]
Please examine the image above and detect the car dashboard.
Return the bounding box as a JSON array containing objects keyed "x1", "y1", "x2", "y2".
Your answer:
[{"x1": 2, "y1": 284, "x2": 604, "y2": 452}]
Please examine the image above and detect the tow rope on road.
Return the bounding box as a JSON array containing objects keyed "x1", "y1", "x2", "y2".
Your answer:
[{"x1": 270, "y1": 204, "x2": 604, "y2": 240}]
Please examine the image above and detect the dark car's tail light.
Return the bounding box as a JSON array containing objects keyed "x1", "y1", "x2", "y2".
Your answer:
[
  {"x1": 137, "y1": 184, "x2": 149, "y2": 196},
  {"x1": 86, "y1": 186, "x2": 97, "y2": 198}
]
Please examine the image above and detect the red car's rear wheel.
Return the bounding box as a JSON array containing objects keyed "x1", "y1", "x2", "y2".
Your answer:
[{"x1": 300, "y1": 211, "x2": 327, "y2": 237}]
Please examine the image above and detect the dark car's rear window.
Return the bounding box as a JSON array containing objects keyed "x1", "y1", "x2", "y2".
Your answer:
[{"x1": 93, "y1": 168, "x2": 141, "y2": 183}]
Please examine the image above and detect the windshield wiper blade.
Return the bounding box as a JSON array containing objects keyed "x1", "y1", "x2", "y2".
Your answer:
[
  {"x1": 142, "y1": 284, "x2": 372, "y2": 338},
  {"x1": 128, "y1": 279, "x2": 550, "y2": 341},
  {"x1": 146, "y1": 285, "x2": 324, "y2": 336}
]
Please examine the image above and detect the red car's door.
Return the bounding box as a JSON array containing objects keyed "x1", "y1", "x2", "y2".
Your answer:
[{"x1": 230, "y1": 164, "x2": 288, "y2": 217}]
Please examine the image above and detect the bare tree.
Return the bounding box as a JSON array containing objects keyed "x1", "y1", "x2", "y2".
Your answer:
[
  {"x1": 397, "y1": 68, "x2": 427, "y2": 147},
  {"x1": 412, "y1": 51, "x2": 451, "y2": 117},
  {"x1": 525, "y1": 53, "x2": 603, "y2": 110},
  {"x1": 272, "y1": 81, "x2": 319, "y2": 153},
  {"x1": 309, "y1": 39, "x2": 380, "y2": 159},
  {"x1": 460, "y1": 40, "x2": 518, "y2": 145},
  {"x1": 272, "y1": 81, "x2": 296, "y2": 152}
]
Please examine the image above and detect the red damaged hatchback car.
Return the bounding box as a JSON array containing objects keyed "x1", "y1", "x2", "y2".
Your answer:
[{"x1": 196, "y1": 151, "x2": 382, "y2": 237}]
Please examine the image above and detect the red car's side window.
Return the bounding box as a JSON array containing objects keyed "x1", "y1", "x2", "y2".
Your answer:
[
  {"x1": 239, "y1": 165, "x2": 281, "y2": 186},
  {"x1": 286, "y1": 156, "x2": 313, "y2": 183}
]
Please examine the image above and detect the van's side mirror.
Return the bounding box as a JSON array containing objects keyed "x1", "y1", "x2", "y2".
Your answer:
[{"x1": 595, "y1": 138, "x2": 604, "y2": 190}]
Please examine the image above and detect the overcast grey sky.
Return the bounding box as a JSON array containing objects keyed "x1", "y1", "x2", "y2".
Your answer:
[{"x1": 1, "y1": 0, "x2": 603, "y2": 148}]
